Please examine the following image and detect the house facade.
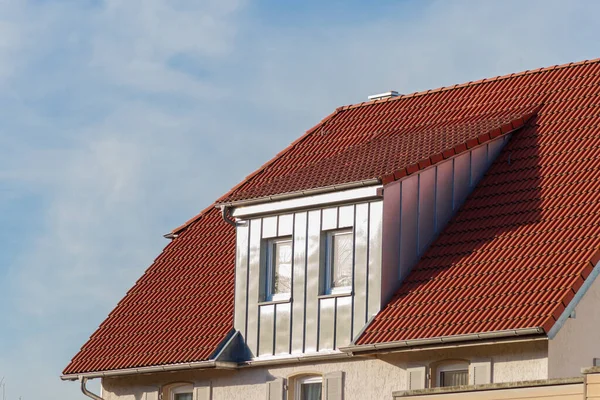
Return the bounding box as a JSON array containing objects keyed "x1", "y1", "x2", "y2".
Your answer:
[{"x1": 63, "y1": 59, "x2": 600, "y2": 400}]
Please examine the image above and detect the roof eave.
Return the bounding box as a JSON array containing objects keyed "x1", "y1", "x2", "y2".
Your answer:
[
  {"x1": 340, "y1": 327, "x2": 546, "y2": 354},
  {"x1": 60, "y1": 360, "x2": 237, "y2": 381},
  {"x1": 216, "y1": 178, "x2": 382, "y2": 209}
]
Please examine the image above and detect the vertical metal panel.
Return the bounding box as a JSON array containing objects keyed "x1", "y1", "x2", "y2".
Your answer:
[
  {"x1": 399, "y1": 176, "x2": 418, "y2": 281},
  {"x1": 453, "y1": 152, "x2": 471, "y2": 210},
  {"x1": 291, "y1": 212, "x2": 307, "y2": 354},
  {"x1": 274, "y1": 302, "x2": 291, "y2": 355},
  {"x1": 471, "y1": 145, "x2": 488, "y2": 187},
  {"x1": 352, "y1": 203, "x2": 369, "y2": 338},
  {"x1": 436, "y1": 160, "x2": 454, "y2": 233},
  {"x1": 258, "y1": 304, "x2": 275, "y2": 356},
  {"x1": 246, "y1": 218, "x2": 262, "y2": 356},
  {"x1": 335, "y1": 295, "x2": 352, "y2": 349},
  {"x1": 318, "y1": 297, "x2": 336, "y2": 350},
  {"x1": 262, "y1": 216, "x2": 278, "y2": 238},
  {"x1": 367, "y1": 200, "x2": 383, "y2": 318},
  {"x1": 234, "y1": 222, "x2": 249, "y2": 339},
  {"x1": 418, "y1": 168, "x2": 436, "y2": 256},
  {"x1": 321, "y1": 207, "x2": 337, "y2": 231},
  {"x1": 304, "y1": 210, "x2": 321, "y2": 352},
  {"x1": 488, "y1": 136, "x2": 508, "y2": 165},
  {"x1": 338, "y1": 205, "x2": 354, "y2": 228},
  {"x1": 278, "y1": 214, "x2": 293, "y2": 236},
  {"x1": 381, "y1": 180, "x2": 401, "y2": 306}
]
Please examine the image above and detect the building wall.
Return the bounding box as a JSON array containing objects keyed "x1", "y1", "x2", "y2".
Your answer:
[
  {"x1": 234, "y1": 200, "x2": 383, "y2": 358},
  {"x1": 100, "y1": 340, "x2": 548, "y2": 400},
  {"x1": 548, "y1": 271, "x2": 600, "y2": 378}
]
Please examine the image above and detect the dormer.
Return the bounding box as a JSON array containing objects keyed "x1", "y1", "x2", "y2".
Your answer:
[
  {"x1": 228, "y1": 186, "x2": 384, "y2": 358},
  {"x1": 225, "y1": 123, "x2": 515, "y2": 360}
]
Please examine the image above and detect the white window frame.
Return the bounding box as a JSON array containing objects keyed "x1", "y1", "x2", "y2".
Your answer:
[
  {"x1": 324, "y1": 229, "x2": 353, "y2": 295},
  {"x1": 170, "y1": 384, "x2": 193, "y2": 400},
  {"x1": 437, "y1": 362, "x2": 469, "y2": 388},
  {"x1": 265, "y1": 237, "x2": 293, "y2": 302},
  {"x1": 295, "y1": 375, "x2": 323, "y2": 400}
]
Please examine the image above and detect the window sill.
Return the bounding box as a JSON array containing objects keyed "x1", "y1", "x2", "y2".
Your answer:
[
  {"x1": 318, "y1": 291, "x2": 353, "y2": 299},
  {"x1": 258, "y1": 297, "x2": 292, "y2": 306}
]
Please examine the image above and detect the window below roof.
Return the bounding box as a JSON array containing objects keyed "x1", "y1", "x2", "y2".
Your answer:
[
  {"x1": 295, "y1": 375, "x2": 323, "y2": 400},
  {"x1": 433, "y1": 361, "x2": 469, "y2": 388},
  {"x1": 164, "y1": 383, "x2": 193, "y2": 400},
  {"x1": 322, "y1": 229, "x2": 353, "y2": 295},
  {"x1": 263, "y1": 236, "x2": 293, "y2": 302}
]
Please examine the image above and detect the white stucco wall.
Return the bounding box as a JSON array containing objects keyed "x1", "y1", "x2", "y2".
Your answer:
[
  {"x1": 548, "y1": 272, "x2": 600, "y2": 379},
  {"x1": 100, "y1": 340, "x2": 548, "y2": 400}
]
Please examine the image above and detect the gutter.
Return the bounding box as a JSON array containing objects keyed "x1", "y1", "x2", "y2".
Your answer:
[
  {"x1": 339, "y1": 327, "x2": 545, "y2": 354},
  {"x1": 61, "y1": 360, "x2": 237, "y2": 381},
  {"x1": 216, "y1": 178, "x2": 381, "y2": 209},
  {"x1": 239, "y1": 350, "x2": 353, "y2": 368}
]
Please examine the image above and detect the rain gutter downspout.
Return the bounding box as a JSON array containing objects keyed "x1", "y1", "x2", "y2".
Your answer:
[
  {"x1": 220, "y1": 205, "x2": 237, "y2": 227},
  {"x1": 80, "y1": 377, "x2": 104, "y2": 400}
]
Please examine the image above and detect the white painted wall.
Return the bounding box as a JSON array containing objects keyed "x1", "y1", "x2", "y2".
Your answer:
[
  {"x1": 101, "y1": 340, "x2": 548, "y2": 400},
  {"x1": 548, "y1": 273, "x2": 600, "y2": 378}
]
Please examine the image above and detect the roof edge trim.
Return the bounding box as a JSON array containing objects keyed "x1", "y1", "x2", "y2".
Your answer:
[
  {"x1": 60, "y1": 360, "x2": 238, "y2": 381},
  {"x1": 340, "y1": 327, "x2": 544, "y2": 354},
  {"x1": 380, "y1": 106, "x2": 542, "y2": 186},
  {"x1": 547, "y1": 256, "x2": 600, "y2": 339},
  {"x1": 218, "y1": 178, "x2": 381, "y2": 209}
]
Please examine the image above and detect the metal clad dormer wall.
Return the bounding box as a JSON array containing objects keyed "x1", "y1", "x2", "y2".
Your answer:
[
  {"x1": 234, "y1": 200, "x2": 383, "y2": 358},
  {"x1": 380, "y1": 135, "x2": 511, "y2": 305}
]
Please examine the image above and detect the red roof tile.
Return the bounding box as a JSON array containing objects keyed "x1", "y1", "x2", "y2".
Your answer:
[
  {"x1": 65, "y1": 59, "x2": 600, "y2": 375},
  {"x1": 356, "y1": 70, "x2": 600, "y2": 344},
  {"x1": 63, "y1": 208, "x2": 235, "y2": 375}
]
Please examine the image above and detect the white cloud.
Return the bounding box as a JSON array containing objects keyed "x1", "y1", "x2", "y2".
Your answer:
[{"x1": 2, "y1": 0, "x2": 600, "y2": 399}]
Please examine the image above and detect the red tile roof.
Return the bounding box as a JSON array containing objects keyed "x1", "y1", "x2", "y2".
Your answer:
[
  {"x1": 63, "y1": 207, "x2": 235, "y2": 375},
  {"x1": 64, "y1": 59, "x2": 600, "y2": 375},
  {"x1": 356, "y1": 62, "x2": 600, "y2": 345}
]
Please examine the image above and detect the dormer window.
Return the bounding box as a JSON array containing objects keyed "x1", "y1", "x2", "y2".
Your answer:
[
  {"x1": 265, "y1": 237, "x2": 293, "y2": 301},
  {"x1": 323, "y1": 229, "x2": 353, "y2": 295}
]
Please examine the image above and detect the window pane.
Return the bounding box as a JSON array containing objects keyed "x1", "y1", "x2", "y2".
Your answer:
[
  {"x1": 273, "y1": 240, "x2": 292, "y2": 294},
  {"x1": 331, "y1": 232, "x2": 352, "y2": 288},
  {"x1": 300, "y1": 382, "x2": 322, "y2": 400},
  {"x1": 440, "y1": 370, "x2": 468, "y2": 387},
  {"x1": 174, "y1": 394, "x2": 193, "y2": 400}
]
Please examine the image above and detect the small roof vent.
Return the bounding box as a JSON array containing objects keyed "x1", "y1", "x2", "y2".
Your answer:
[{"x1": 368, "y1": 90, "x2": 400, "y2": 101}]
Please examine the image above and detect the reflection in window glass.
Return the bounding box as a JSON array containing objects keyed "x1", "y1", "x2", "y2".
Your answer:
[
  {"x1": 325, "y1": 230, "x2": 353, "y2": 294},
  {"x1": 266, "y1": 238, "x2": 292, "y2": 300},
  {"x1": 174, "y1": 394, "x2": 193, "y2": 400}
]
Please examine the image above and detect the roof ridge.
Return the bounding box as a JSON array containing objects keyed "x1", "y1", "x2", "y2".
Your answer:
[{"x1": 339, "y1": 58, "x2": 600, "y2": 112}]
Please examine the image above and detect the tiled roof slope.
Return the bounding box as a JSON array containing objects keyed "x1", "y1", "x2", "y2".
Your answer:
[
  {"x1": 65, "y1": 59, "x2": 600, "y2": 375},
  {"x1": 63, "y1": 208, "x2": 235, "y2": 375},
  {"x1": 357, "y1": 63, "x2": 600, "y2": 345},
  {"x1": 217, "y1": 60, "x2": 600, "y2": 205}
]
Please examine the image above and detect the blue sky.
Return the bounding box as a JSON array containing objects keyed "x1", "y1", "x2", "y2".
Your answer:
[{"x1": 0, "y1": 0, "x2": 599, "y2": 398}]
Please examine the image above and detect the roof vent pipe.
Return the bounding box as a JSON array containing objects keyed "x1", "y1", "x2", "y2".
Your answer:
[{"x1": 368, "y1": 91, "x2": 400, "y2": 101}]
